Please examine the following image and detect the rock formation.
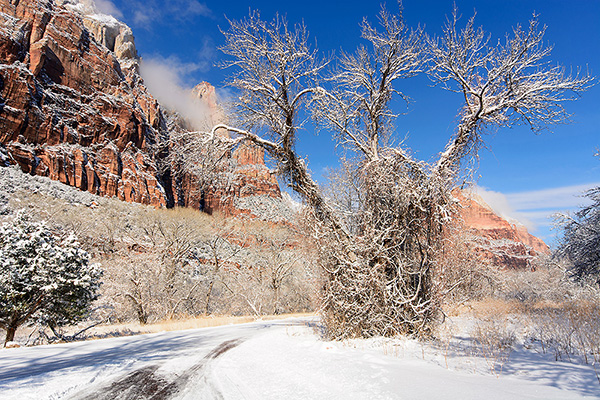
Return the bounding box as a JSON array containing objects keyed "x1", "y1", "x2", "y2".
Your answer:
[
  {"x1": 0, "y1": 0, "x2": 289, "y2": 220},
  {"x1": 0, "y1": 0, "x2": 551, "y2": 249},
  {"x1": 0, "y1": 0, "x2": 169, "y2": 207},
  {"x1": 157, "y1": 81, "x2": 287, "y2": 221},
  {"x1": 208, "y1": 140, "x2": 288, "y2": 221},
  {"x1": 456, "y1": 190, "x2": 550, "y2": 269}
]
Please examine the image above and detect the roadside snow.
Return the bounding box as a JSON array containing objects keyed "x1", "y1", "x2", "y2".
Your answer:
[
  {"x1": 212, "y1": 324, "x2": 600, "y2": 400},
  {"x1": 1, "y1": 319, "x2": 598, "y2": 399}
]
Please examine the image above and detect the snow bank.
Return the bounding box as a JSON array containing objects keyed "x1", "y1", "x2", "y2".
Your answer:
[{"x1": 212, "y1": 324, "x2": 599, "y2": 400}]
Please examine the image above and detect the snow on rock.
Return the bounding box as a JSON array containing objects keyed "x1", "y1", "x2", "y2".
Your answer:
[
  {"x1": 0, "y1": 0, "x2": 169, "y2": 208},
  {"x1": 0, "y1": 163, "x2": 107, "y2": 211},
  {"x1": 0, "y1": 0, "x2": 292, "y2": 223},
  {"x1": 57, "y1": 0, "x2": 137, "y2": 60}
]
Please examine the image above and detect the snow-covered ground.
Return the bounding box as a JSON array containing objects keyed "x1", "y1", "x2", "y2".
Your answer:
[{"x1": 1, "y1": 318, "x2": 598, "y2": 399}]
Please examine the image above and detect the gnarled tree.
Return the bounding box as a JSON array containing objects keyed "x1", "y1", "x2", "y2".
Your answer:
[{"x1": 212, "y1": 6, "x2": 591, "y2": 339}]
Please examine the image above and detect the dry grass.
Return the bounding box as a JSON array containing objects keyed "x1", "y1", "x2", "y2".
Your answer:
[
  {"x1": 440, "y1": 292, "x2": 600, "y2": 383},
  {"x1": 86, "y1": 316, "x2": 258, "y2": 336},
  {"x1": 6, "y1": 312, "x2": 317, "y2": 346},
  {"x1": 139, "y1": 312, "x2": 315, "y2": 333},
  {"x1": 77, "y1": 312, "x2": 315, "y2": 338},
  {"x1": 446, "y1": 298, "x2": 524, "y2": 318},
  {"x1": 470, "y1": 317, "x2": 516, "y2": 376}
]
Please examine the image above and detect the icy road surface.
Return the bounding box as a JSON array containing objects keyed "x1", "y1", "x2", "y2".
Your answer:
[{"x1": 1, "y1": 318, "x2": 599, "y2": 399}]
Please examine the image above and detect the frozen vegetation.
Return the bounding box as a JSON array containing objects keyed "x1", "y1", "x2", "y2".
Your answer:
[{"x1": 0, "y1": 1, "x2": 599, "y2": 397}]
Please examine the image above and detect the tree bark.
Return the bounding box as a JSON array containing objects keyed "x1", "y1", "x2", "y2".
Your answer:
[
  {"x1": 4, "y1": 324, "x2": 17, "y2": 346},
  {"x1": 205, "y1": 246, "x2": 221, "y2": 315}
]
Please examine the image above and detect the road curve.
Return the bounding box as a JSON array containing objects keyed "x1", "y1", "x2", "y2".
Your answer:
[{"x1": 0, "y1": 318, "x2": 308, "y2": 400}]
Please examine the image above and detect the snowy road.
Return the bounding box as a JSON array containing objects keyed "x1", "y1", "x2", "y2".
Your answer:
[
  {"x1": 0, "y1": 319, "x2": 298, "y2": 400},
  {"x1": 1, "y1": 318, "x2": 599, "y2": 399}
]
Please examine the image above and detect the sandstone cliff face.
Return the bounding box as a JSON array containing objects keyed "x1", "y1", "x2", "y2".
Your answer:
[
  {"x1": 207, "y1": 141, "x2": 285, "y2": 220},
  {"x1": 0, "y1": 0, "x2": 288, "y2": 220},
  {"x1": 456, "y1": 190, "x2": 550, "y2": 269},
  {"x1": 0, "y1": 0, "x2": 168, "y2": 207},
  {"x1": 174, "y1": 82, "x2": 289, "y2": 221}
]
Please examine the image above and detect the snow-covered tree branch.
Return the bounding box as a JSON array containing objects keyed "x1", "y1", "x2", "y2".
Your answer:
[
  {"x1": 428, "y1": 7, "x2": 593, "y2": 176},
  {"x1": 314, "y1": 7, "x2": 423, "y2": 162},
  {"x1": 555, "y1": 156, "x2": 600, "y2": 285}
]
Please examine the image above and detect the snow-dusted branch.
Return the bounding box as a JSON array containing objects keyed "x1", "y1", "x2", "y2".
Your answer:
[
  {"x1": 556, "y1": 179, "x2": 600, "y2": 284},
  {"x1": 215, "y1": 5, "x2": 593, "y2": 340},
  {"x1": 220, "y1": 12, "x2": 351, "y2": 244},
  {"x1": 314, "y1": 6, "x2": 424, "y2": 163},
  {"x1": 428, "y1": 7, "x2": 594, "y2": 175}
]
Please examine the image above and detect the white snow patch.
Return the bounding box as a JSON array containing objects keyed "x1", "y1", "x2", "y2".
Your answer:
[{"x1": 213, "y1": 323, "x2": 599, "y2": 400}]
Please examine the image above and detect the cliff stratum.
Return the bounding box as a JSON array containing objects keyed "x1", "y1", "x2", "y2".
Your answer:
[
  {"x1": 457, "y1": 191, "x2": 550, "y2": 269},
  {"x1": 0, "y1": 0, "x2": 285, "y2": 220}
]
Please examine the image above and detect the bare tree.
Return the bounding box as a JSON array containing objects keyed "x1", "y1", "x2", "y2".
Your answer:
[
  {"x1": 314, "y1": 8, "x2": 423, "y2": 162},
  {"x1": 252, "y1": 237, "x2": 302, "y2": 314},
  {"x1": 211, "y1": 6, "x2": 591, "y2": 339},
  {"x1": 214, "y1": 12, "x2": 344, "y2": 235},
  {"x1": 202, "y1": 228, "x2": 240, "y2": 315},
  {"x1": 555, "y1": 155, "x2": 600, "y2": 285},
  {"x1": 163, "y1": 114, "x2": 234, "y2": 209},
  {"x1": 311, "y1": 8, "x2": 453, "y2": 338}
]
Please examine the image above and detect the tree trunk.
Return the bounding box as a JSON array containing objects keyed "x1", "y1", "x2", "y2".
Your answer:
[
  {"x1": 136, "y1": 304, "x2": 148, "y2": 325},
  {"x1": 4, "y1": 324, "x2": 17, "y2": 346},
  {"x1": 204, "y1": 280, "x2": 215, "y2": 315},
  {"x1": 205, "y1": 249, "x2": 221, "y2": 315},
  {"x1": 125, "y1": 293, "x2": 148, "y2": 324}
]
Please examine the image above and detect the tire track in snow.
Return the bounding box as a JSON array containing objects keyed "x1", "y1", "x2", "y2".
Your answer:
[{"x1": 72, "y1": 339, "x2": 243, "y2": 400}]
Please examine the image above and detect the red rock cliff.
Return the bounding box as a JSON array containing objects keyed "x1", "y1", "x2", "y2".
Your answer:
[
  {"x1": 172, "y1": 82, "x2": 286, "y2": 220},
  {"x1": 0, "y1": 0, "x2": 168, "y2": 207},
  {"x1": 456, "y1": 190, "x2": 550, "y2": 269},
  {"x1": 0, "y1": 0, "x2": 287, "y2": 219}
]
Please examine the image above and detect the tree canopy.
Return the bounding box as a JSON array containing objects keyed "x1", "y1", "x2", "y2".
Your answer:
[{"x1": 0, "y1": 212, "x2": 102, "y2": 345}]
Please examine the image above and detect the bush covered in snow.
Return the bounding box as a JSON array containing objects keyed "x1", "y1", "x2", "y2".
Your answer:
[{"x1": 0, "y1": 211, "x2": 102, "y2": 346}]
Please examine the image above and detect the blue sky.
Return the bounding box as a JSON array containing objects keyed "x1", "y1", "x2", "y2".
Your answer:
[{"x1": 96, "y1": 0, "x2": 599, "y2": 244}]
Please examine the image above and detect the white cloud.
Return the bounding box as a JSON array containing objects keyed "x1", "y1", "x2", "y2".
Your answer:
[
  {"x1": 215, "y1": 87, "x2": 234, "y2": 104},
  {"x1": 62, "y1": 0, "x2": 124, "y2": 19},
  {"x1": 93, "y1": 0, "x2": 123, "y2": 18},
  {"x1": 140, "y1": 56, "x2": 212, "y2": 130},
  {"x1": 185, "y1": 0, "x2": 212, "y2": 17},
  {"x1": 473, "y1": 186, "x2": 537, "y2": 231},
  {"x1": 473, "y1": 182, "x2": 600, "y2": 233},
  {"x1": 505, "y1": 183, "x2": 598, "y2": 211},
  {"x1": 127, "y1": 0, "x2": 212, "y2": 26},
  {"x1": 133, "y1": 9, "x2": 154, "y2": 25}
]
